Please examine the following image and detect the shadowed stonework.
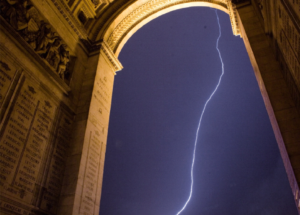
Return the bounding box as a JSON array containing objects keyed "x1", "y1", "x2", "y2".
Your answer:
[{"x1": 0, "y1": 0, "x2": 299, "y2": 214}]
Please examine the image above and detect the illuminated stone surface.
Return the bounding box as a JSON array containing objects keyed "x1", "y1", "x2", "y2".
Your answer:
[{"x1": 0, "y1": 0, "x2": 299, "y2": 214}]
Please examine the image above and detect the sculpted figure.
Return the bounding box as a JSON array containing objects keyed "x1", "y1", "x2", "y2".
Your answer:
[
  {"x1": 0, "y1": 0, "x2": 71, "y2": 82},
  {"x1": 45, "y1": 38, "x2": 62, "y2": 70},
  {"x1": 2, "y1": 0, "x2": 30, "y2": 30},
  {"x1": 0, "y1": 0, "x2": 14, "y2": 15},
  {"x1": 57, "y1": 45, "x2": 70, "y2": 80},
  {"x1": 1, "y1": 0, "x2": 40, "y2": 49},
  {"x1": 21, "y1": 27, "x2": 39, "y2": 49},
  {"x1": 92, "y1": 0, "x2": 100, "y2": 7},
  {"x1": 36, "y1": 22, "x2": 58, "y2": 54}
]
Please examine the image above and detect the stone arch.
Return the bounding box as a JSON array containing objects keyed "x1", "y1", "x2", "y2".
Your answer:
[
  {"x1": 0, "y1": 1, "x2": 299, "y2": 214},
  {"x1": 94, "y1": 0, "x2": 240, "y2": 56},
  {"x1": 91, "y1": 0, "x2": 300, "y2": 213}
]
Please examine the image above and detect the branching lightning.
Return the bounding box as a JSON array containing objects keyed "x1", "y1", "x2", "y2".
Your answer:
[{"x1": 175, "y1": 10, "x2": 224, "y2": 215}]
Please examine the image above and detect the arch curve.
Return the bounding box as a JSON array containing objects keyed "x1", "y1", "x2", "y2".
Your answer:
[{"x1": 94, "y1": 0, "x2": 240, "y2": 56}]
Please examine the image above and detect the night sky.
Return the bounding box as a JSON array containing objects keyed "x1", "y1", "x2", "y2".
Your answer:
[{"x1": 99, "y1": 8, "x2": 298, "y2": 215}]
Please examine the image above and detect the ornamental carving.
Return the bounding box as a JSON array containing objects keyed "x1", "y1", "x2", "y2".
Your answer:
[
  {"x1": 0, "y1": 0, "x2": 71, "y2": 82},
  {"x1": 91, "y1": 0, "x2": 100, "y2": 7},
  {"x1": 92, "y1": 0, "x2": 113, "y2": 11},
  {"x1": 100, "y1": 41, "x2": 123, "y2": 72},
  {"x1": 105, "y1": 0, "x2": 240, "y2": 53}
]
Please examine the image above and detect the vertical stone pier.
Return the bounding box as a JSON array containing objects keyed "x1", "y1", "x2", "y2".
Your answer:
[
  {"x1": 0, "y1": 0, "x2": 299, "y2": 214},
  {"x1": 236, "y1": 1, "x2": 300, "y2": 213},
  {"x1": 58, "y1": 42, "x2": 122, "y2": 215}
]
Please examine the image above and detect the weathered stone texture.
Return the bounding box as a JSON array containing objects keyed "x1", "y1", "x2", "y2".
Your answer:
[{"x1": 0, "y1": 0, "x2": 299, "y2": 214}]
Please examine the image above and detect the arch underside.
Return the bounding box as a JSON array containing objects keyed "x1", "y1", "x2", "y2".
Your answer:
[
  {"x1": 97, "y1": 0, "x2": 240, "y2": 56},
  {"x1": 97, "y1": 2, "x2": 300, "y2": 213},
  {"x1": 0, "y1": 0, "x2": 299, "y2": 214}
]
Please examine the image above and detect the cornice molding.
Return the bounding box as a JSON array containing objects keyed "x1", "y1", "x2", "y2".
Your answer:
[
  {"x1": 227, "y1": 1, "x2": 240, "y2": 36},
  {"x1": 81, "y1": 39, "x2": 101, "y2": 55},
  {"x1": 48, "y1": 0, "x2": 89, "y2": 39},
  {"x1": 94, "y1": 0, "x2": 112, "y2": 13},
  {"x1": 100, "y1": 41, "x2": 123, "y2": 72},
  {"x1": 40, "y1": 0, "x2": 115, "y2": 41},
  {"x1": 81, "y1": 0, "x2": 97, "y2": 18},
  {"x1": 105, "y1": 0, "x2": 241, "y2": 53}
]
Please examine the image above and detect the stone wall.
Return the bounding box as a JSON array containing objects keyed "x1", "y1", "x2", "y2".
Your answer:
[
  {"x1": 0, "y1": 41, "x2": 74, "y2": 215},
  {"x1": 239, "y1": 0, "x2": 300, "y2": 213},
  {"x1": 0, "y1": 0, "x2": 299, "y2": 214}
]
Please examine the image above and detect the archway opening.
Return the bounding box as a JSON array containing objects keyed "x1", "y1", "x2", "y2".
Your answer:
[{"x1": 100, "y1": 7, "x2": 298, "y2": 215}]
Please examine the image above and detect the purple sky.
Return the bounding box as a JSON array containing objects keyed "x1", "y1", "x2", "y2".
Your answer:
[{"x1": 99, "y1": 8, "x2": 298, "y2": 215}]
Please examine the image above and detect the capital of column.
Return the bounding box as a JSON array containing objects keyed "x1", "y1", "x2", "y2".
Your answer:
[{"x1": 99, "y1": 41, "x2": 123, "y2": 74}]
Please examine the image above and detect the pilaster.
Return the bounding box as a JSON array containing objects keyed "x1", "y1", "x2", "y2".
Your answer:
[
  {"x1": 237, "y1": 3, "x2": 300, "y2": 213},
  {"x1": 58, "y1": 42, "x2": 122, "y2": 215}
]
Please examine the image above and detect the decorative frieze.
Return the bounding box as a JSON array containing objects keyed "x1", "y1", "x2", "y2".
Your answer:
[
  {"x1": 227, "y1": 0, "x2": 241, "y2": 36},
  {"x1": 47, "y1": 0, "x2": 88, "y2": 38},
  {"x1": 105, "y1": 0, "x2": 241, "y2": 53},
  {"x1": 0, "y1": 0, "x2": 73, "y2": 83},
  {"x1": 100, "y1": 41, "x2": 123, "y2": 72},
  {"x1": 43, "y1": 0, "x2": 113, "y2": 41},
  {"x1": 81, "y1": 0, "x2": 96, "y2": 19},
  {"x1": 93, "y1": 0, "x2": 112, "y2": 14}
]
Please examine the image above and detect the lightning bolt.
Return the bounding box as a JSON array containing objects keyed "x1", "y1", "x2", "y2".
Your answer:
[{"x1": 175, "y1": 10, "x2": 224, "y2": 215}]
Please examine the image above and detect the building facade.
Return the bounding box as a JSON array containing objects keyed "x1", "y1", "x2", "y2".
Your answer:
[{"x1": 0, "y1": 0, "x2": 299, "y2": 214}]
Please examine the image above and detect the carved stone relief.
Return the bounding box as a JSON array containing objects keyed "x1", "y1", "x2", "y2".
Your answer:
[
  {"x1": 104, "y1": 0, "x2": 241, "y2": 53},
  {"x1": 92, "y1": 0, "x2": 111, "y2": 12},
  {"x1": 91, "y1": 0, "x2": 100, "y2": 7},
  {"x1": 0, "y1": 0, "x2": 72, "y2": 82},
  {"x1": 0, "y1": 46, "x2": 74, "y2": 215},
  {"x1": 277, "y1": 0, "x2": 300, "y2": 90}
]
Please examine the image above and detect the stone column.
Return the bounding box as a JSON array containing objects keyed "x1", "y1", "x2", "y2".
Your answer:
[
  {"x1": 58, "y1": 42, "x2": 122, "y2": 215},
  {"x1": 236, "y1": 2, "x2": 300, "y2": 213}
]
